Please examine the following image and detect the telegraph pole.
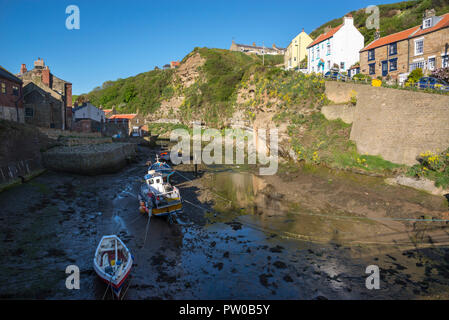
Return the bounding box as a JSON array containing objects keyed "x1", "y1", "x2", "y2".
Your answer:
[{"x1": 263, "y1": 41, "x2": 265, "y2": 66}]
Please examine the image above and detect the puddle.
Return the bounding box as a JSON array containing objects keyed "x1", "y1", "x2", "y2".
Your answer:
[{"x1": 1, "y1": 146, "x2": 449, "y2": 299}]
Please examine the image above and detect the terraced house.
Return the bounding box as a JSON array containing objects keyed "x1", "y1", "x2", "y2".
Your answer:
[
  {"x1": 307, "y1": 14, "x2": 364, "y2": 75},
  {"x1": 360, "y1": 9, "x2": 449, "y2": 83}
]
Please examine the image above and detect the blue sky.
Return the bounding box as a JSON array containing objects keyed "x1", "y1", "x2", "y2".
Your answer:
[{"x1": 0, "y1": 0, "x2": 399, "y2": 95}]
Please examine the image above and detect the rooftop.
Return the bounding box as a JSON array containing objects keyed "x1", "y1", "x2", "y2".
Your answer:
[
  {"x1": 361, "y1": 12, "x2": 449, "y2": 52},
  {"x1": 307, "y1": 25, "x2": 343, "y2": 49},
  {"x1": 108, "y1": 114, "x2": 137, "y2": 120},
  {"x1": 0, "y1": 65, "x2": 23, "y2": 84}
]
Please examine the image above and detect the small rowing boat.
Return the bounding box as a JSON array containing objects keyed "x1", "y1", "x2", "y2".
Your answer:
[{"x1": 93, "y1": 235, "x2": 133, "y2": 298}]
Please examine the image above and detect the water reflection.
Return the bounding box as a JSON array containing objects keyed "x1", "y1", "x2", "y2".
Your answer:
[{"x1": 208, "y1": 171, "x2": 449, "y2": 247}]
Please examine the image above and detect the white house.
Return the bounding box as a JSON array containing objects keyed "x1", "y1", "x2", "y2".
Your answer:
[
  {"x1": 307, "y1": 14, "x2": 364, "y2": 75},
  {"x1": 73, "y1": 102, "x2": 105, "y2": 122}
]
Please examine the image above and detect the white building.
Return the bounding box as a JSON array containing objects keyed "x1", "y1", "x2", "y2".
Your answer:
[
  {"x1": 73, "y1": 102, "x2": 105, "y2": 122},
  {"x1": 307, "y1": 15, "x2": 364, "y2": 75}
]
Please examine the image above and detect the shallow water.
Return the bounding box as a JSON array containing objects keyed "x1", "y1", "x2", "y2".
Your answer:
[{"x1": 1, "y1": 148, "x2": 449, "y2": 299}]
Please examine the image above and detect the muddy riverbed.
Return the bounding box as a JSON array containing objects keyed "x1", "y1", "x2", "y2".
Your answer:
[{"x1": 1, "y1": 145, "x2": 449, "y2": 299}]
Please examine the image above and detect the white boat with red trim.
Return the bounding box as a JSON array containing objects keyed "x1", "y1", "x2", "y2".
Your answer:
[{"x1": 93, "y1": 235, "x2": 133, "y2": 298}]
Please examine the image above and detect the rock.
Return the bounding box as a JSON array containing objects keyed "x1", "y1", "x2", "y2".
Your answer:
[{"x1": 385, "y1": 176, "x2": 449, "y2": 196}]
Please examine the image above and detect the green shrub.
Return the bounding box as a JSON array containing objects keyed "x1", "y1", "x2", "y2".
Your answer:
[{"x1": 406, "y1": 68, "x2": 423, "y2": 85}]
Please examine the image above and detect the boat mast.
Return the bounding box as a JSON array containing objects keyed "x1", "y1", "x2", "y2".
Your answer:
[{"x1": 114, "y1": 238, "x2": 118, "y2": 270}]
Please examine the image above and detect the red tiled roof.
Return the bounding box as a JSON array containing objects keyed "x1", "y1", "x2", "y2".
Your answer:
[
  {"x1": 307, "y1": 25, "x2": 343, "y2": 49},
  {"x1": 361, "y1": 13, "x2": 449, "y2": 52},
  {"x1": 109, "y1": 114, "x2": 137, "y2": 120},
  {"x1": 103, "y1": 109, "x2": 113, "y2": 113},
  {"x1": 361, "y1": 26, "x2": 420, "y2": 52}
]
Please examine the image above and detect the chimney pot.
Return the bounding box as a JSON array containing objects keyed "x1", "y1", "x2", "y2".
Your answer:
[{"x1": 253, "y1": 42, "x2": 256, "y2": 47}]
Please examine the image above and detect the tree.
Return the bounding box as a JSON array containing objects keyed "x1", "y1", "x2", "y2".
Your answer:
[
  {"x1": 432, "y1": 67, "x2": 449, "y2": 83},
  {"x1": 300, "y1": 56, "x2": 308, "y2": 69},
  {"x1": 406, "y1": 68, "x2": 423, "y2": 85}
]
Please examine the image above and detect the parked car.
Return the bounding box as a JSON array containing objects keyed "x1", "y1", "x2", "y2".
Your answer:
[
  {"x1": 324, "y1": 71, "x2": 346, "y2": 81},
  {"x1": 418, "y1": 77, "x2": 449, "y2": 91}
]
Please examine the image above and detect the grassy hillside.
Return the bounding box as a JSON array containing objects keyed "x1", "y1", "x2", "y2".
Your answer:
[
  {"x1": 76, "y1": 48, "x2": 285, "y2": 123},
  {"x1": 310, "y1": 0, "x2": 449, "y2": 45}
]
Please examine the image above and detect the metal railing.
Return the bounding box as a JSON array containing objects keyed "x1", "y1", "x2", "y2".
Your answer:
[{"x1": 323, "y1": 76, "x2": 449, "y2": 95}]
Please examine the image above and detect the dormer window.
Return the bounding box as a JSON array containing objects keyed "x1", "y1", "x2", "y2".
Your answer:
[{"x1": 423, "y1": 18, "x2": 432, "y2": 29}]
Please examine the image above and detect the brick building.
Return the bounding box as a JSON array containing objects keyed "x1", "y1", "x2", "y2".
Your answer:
[
  {"x1": 107, "y1": 114, "x2": 143, "y2": 136},
  {"x1": 0, "y1": 65, "x2": 24, "y2": 123},
  {"x1": 360, "y1": 10, "x2": 449, "y2": 82},
  {"x1": 18, "y1": 58, "x2": 72, "y2": 129}
]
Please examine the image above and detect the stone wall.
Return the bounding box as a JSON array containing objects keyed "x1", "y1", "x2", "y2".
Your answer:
[
  {"x1": 325, "y1": 81, "x2": 449, "y2": 165},
  {"x1": 321, "y1": 104, "x2": 355, "y2": 124},
  {"x1": 72, "y1": 119, "x2": 101, "y2": 133},
  {"x1": 0, "y1": 120, "x2": 52, "y2": 188},
  {"x1": 42, "y1": 143, "x2": 137, "y2": 175},
  {"x1": 0, "y1": 106, "x2": 24, "y2": 123}
]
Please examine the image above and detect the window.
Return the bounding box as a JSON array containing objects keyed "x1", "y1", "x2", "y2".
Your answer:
[
  {"x1": 340, "y1": 62, "x2": 345, "y2": 70},
  {"x1": 327, "y1": 42, "x2": 331, "y2": 55},
  {"x1": 12, "y1": 86, "x2": 19, "y2": 96},
  {"x1": 311, "y1": 48, "x2": 314, "y2": 61},
  {"x1": 389, "y1": 58, "x2": 398, "y2": 71},
  {"x1": 369, "y1": 63, "x2": 376, "y2": 75},
  {"x1": 443, "y1": 55, "x2": 449, "y2": 68},
  {"x1": 368, "y1": 49, "x2": 375, "y2": 61},
  {"x1": 25, "y1": 108, "x2": 34, "y2": 117},
  {"x1": 410, "y1": 60, "x2": 426, "y2": 71},
  {"x1": 414, "y1": 39, "x2": 424, "y2": 56},
  {"x1": 327, "y1": 61, "x2": 330, "y2": 70},
  {"x1": 423, "y1": 18, "x2": 432, "y2": 29},
  {"x1": 1, "y1": 83, "x2": 5, "y2": 94},
  {"x1": 317, "y1": 46, "x2": 320, "y2": 59},
  {"x1": 389, "y1": 43, "x2": 397, "y2": 55},
  {"x1": 428, "y1": 57, "x2": 436, "y2": 71}
]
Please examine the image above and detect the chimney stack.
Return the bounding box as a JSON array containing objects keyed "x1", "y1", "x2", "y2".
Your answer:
[
  {"x1": 34, "y1": 57, "x2": 45, "y2": 69},
  {"x1": 253, "y1": 42, "x2": 256, "y2": 47},
  {"x1": 324, "y1": 26, "x2": 332, "y2": 33},
  {"x1": 20, "y1": 64, "x2": 27, "y2": 74},
  {"x1": 374, "y1": 28, "x2": 381, "y2": 40},
  {"x1": 424, "y1": 8, "x2": 435, "y2": 19},
  {"x1": 343, "y1": 14, "x2": 354, "y2": 26},
  {"x1": 42, "y1": 66, "x2": 50, "y2": 87}
]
